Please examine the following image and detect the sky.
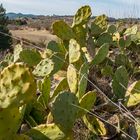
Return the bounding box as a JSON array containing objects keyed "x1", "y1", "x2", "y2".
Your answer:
[{"x1": 1, "y1": 0, "x2": 140, "y2": 18}]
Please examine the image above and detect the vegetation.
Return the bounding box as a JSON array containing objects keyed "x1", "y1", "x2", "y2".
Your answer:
[
  {"x1": 0, "y1": 5, "x2": 140, "y2": 140},
  {"x1": 0, "y1": 4, "x2": 12, "y2": 50}
]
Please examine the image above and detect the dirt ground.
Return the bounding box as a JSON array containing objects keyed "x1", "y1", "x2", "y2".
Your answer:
[{"x1": 10, "y1": 29, "x2": 57, "y2": 44}]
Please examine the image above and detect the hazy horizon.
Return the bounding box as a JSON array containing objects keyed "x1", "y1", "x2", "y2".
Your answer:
[{"x1": 1, "y1": 0, "x2": 140, "y2": 18}]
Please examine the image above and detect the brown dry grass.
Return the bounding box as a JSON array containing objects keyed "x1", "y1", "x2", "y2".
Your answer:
[{"x1": 10, "y1": 29, "x2": 57, "y2": 44}]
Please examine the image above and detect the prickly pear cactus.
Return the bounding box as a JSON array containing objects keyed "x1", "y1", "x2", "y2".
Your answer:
[
  {"x1": 52, "y1": 20, "x2": 75, "y2": 40},
  {"x1": 107, "y1": 25, "x2": 117, "y2": 34},
  {"x1": 50, "y1": 53, "x2": 65, "y2": 75},
  {"x1": 77, "y1": 63, "x2": 88, "y2": 99},
  {"x1": 91, "y1": 43, "x2": 109, "y2": 65},
  {"x1": 72, "y1": 5, "x2": 92, "y2": 27},
  {"x1": 69, "y1": 39, "x2": 81, "y2": 64},
  {"x1": 67, "y1": 64, "x2": 78, "y2": 93},
  {"x1": 125, "y1": 81, "x2": 140, "y2": 107},
  {"x1": 50, "y1": 91, "x2": 79, "y2": 134},
  {"x1": 96, "y1": 33, "x2": 112, "y2": 46},
  {"x1": 78, "y1": 91, "x2": 96, "y2": 117},
  {"x1": 73, "y1": 25, "x2": 87, "y2": 47},
  {"x1": 40, "y1": 76, "x2": 51, "y2": 106},
  {"x1": 124, "y1": 25, "x2": 138, "y2": 36},
  {"x1": 112, "y1": 66, "x2": 128, "y2": 100},
  {"x1": 20, "y1": 49, "x2": 42, "y2": 66},
  {"x1": 91, "y1": 14, "x2": 108, "y2": 36},
  {"x1": 83, "y1": 115, "x2": 107, "y2": 136},
  {"x1": 0, "y1": 63, "x2": 37, "y2": 108},
  {"x1": 26, "y1": 123, "x2": 67, "y2": 140},
  {"x1": 51, "y1": 77, "x2": 69, "y2": 99},
  {"x1": 0, "y1": 108, "x2": 22, "y2": 140},
  {"x1": 33, "y1": 58, "x2": 54, "y2": 77}
]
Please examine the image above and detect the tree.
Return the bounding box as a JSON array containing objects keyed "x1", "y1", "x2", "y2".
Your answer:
[{"x1": 0, "y1": 4, "x2": 12, "y2": 50}]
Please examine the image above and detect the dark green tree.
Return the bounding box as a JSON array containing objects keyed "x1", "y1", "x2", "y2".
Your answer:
[{"x1": 0, "y1": 4, "x2": 12, "y2": 50}]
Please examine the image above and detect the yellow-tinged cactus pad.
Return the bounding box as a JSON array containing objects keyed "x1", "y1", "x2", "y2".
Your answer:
[
  {"x1": 69, "y1": 39, "x2": 81, "y2": 64},
  {"x1": 83, "y1": 115, "x2": 107, "y2": 136},
  {"x1": 67, "y1": 64, "x2": 78, "y2": 93},
  {"x1": 26, "y1": 123, "x2": 67, "y2": 140},
  {"x1": 0, "y1": 108, "x2": 22, "y2": 140},
  {"x1": 72, "y1": 5, "x2": 92, "y2": 27},
  {"x1": 78, "y1": 91, "x2": 96, "y2": 117},
  {"x1": 0, "y1": 63, "x2": 36, "y2": 108},
  {"x1": 125, "y1": 81, "x2": 140, "y2": 107}
]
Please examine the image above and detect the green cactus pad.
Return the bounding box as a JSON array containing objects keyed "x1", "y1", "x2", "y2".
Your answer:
[
  {"x1": 78, "y1": 91, "x2": 96, "y2": 117},
  {"x1": 26, "y1": 123, "x2": 66, "y2": 140},
  {"x1": 47, "y1": 41, "x2": 61, "y2": 53},
  {"x1": 77, "y1": 63, "x2": 88, "y2": 99},
  {"x1": 41, "y1": 76, "x2": 51, "y2": 106},
  {"x1": 96, "y1": 33, "x2": 112, "y2": 46},
  {"x1": 83, "y1": 115, "x2": 107, "y2": 136},
  {"x1": 69, "y1": 39, "x2": 81, "y2": 64},
  {"x1": 51, "y1": 77, "x2": 69, "y2": 99},
  {"x1": 112, "y1": 66, "x2": 128, "y2": 100},
  {"x1": 33, "y1": 58, "x2": 54, "y2": 77},
  {"x1": 91, "y1": 43, "x2": 109, "y2": 65},
  {"x1": 72, "y1": 5, "x2": 92, "y2": 27},
  {"x1": 67, "y1": 64, "x2": 78, "y2": 93},
  {"x1": 20, "y1": 49, "x2": 42, "y2": 66},
  {"x1": 107, "y1": 25, "x2": 117, "y2": 34},
  {"x1": 50, "y1": 91, "x2": 79, "y2": 134},
  {"x1": 72, "y1": 25, "x2": 87, "y2": 47},
  {"x1": 51, "y1": 53, "x2": 65, "y2": 75},
  {"x1": 14, "y1": 44, "x2": 23, "y2": 62},
  {"x1": 0, "y1": 63, "x2": 36, "y2": 108},
  {"x1": 125, "y1": 81, "x2": 140, "y2": 107},
  {"x1": 52, "y1": 20, "x2": 75, "y2": 40},
  {"x1": 0, "y1": 108, "x2": 22, "y2": 139}
]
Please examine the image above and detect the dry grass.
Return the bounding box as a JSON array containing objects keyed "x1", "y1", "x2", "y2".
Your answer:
[{"x1": 10, "y1": 29, "x2": 57, "y2": 44}]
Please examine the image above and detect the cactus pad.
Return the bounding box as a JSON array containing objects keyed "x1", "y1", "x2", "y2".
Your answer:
[
  {"x1": 83, "y1": 115, "x2": 107, "y2": 136},
  {"x1": 125, "y1": 81, "x2": 140, "y2": 107},
  {"x1": 91, "y1": 43, "x2": 109, "y2": 65},
  {"x1": 0, "y1": 63, "x2": 36, "y2": 108},
  {"x1": 26, "y1": 123, "x2": 66, "y2": 140},
  {"x1": 78, "y1": 91, "x2": 96, "y2": 117},
  {"x1": 112, "y1": 66, "x2": 128, "y2": 100},
  {"x1": 52, "y1": 20, "x2": 75, "y2": 40},
  {"x1": 69, "y1": 39, "x2": 81, "y2": 64},
  {"x1": 0, "y1": 108, "x2": 22, "y2": 139},
  {"x1": 77, "y1": 63, "x2": 88, "y2": 99},
  {"x1": 67, "y1": 64, "x2": 78, "y2": 93},
  {"x1": 50, "y1": 91, "x2": 79, "y2": 134},
  {"x1": 20, "y1": 49, "x2": 42, "y2": 66},
  {"x1": 33, "y1": 58, "x2": 54, "y2": 77},
  {"x1": 72, "y1": 5, "x2": 92, "y2": 27}
]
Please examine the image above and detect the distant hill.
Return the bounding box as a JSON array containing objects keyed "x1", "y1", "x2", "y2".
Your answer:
[{"x1": 6, "y1": 12, "x2": 36, "y2": 19}]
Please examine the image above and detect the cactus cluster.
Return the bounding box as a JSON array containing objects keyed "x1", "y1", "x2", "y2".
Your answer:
[{"x1": 0, "y1": 4, "x2": 140, "y2": 139}]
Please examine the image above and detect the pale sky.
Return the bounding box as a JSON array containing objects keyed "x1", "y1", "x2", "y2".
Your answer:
[{"x1": 1, "y1": 0, "x2": 140, "y2": 18}]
